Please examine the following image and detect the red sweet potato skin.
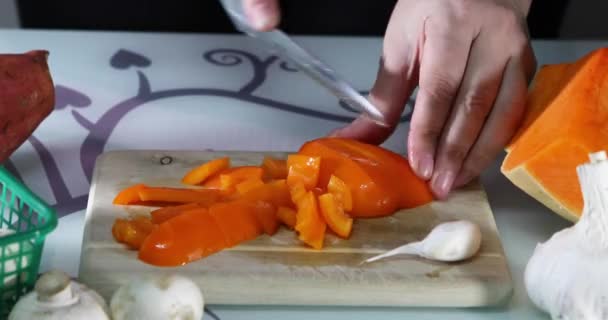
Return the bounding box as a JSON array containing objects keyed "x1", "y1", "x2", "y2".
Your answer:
[{"x1": 0, "y1": 50, "x2": 55, "y2": 163}]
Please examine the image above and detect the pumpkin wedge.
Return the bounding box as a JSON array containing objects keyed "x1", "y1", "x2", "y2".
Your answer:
[{"x1": 502, "y1": 48, "x2": 608, "y2": 222}]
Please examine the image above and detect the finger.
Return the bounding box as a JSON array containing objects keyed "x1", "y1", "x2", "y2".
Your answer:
[
  {"x1": 243, "y1": 0, "x2": 281, "y2": 31},
  {"x1": 454, "y1": 58, "x2": 528, "y2": 187},
  {"x1": 407, "y1": 19, "x2": 474, "y2": 181},
  {"x1": 329, "y1": 56, "x2": 415, "y2": 145},
  {"x1": 430, "y1": 32, "x2": 507, "y2": 199},
  {"x1": 329, "y1": 4, "x2": 419, "y2": 145}
]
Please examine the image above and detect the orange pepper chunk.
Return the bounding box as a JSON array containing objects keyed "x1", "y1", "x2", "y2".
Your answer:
[
  {"x1": 289, "y1": 181, "x2": 307, "y2": 207},
  {"x1": 112, "y1": 216, "x2": 156, "y2": 250},
  {"x1": 276, "y1": 206, "x2": 297, "y2": 229},
  {"x1": 113, "y1": 184, "x2": 146, "y2": 205},
  {"x1": 137, "y1": 187, "x2": 221, "y2": 205},
  {"x1": 215, "y1": 166, "x2": 264, "y2": 193},
  {"x1": 262, "y1": 156, "x2": 288, "y2": 180},
  {"x1": 327, "y1": 175, "x2": 353, "y2": 212},
  {"x1": 239, "y1": 179, "x2": 293, "y2": 209},
  {"x1": 286, "y1": 155, "x2": 321, "y2": 190},
  {"x1": 295, "y1": 191, "x2": 326, "y2": 250},
  {"x1": 236, "y1": 178, "x2": 265, "y2": 195},
  {"x1": 182, "y1": 157, "x2": 230, "y2": 185},
  {"x1": 318, "y1": 193, "x2": 353, "y2": 239},
  {"x1": 139, "y1": 209, "x2": 228, "y2": 266},
  {"x1": 150, "y1": 203, "x2": 208, "y2": 224},
  {"x1": 245, "y1": 200, "x2": 279, "y2": 236}
]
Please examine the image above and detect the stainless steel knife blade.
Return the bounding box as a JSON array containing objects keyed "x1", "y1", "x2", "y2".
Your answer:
[{"x1": 219, "y1": 0, "x2": 389, "y2": 127}]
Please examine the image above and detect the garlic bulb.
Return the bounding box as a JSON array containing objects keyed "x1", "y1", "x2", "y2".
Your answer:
[
  {"x1": 110, "y1": 274, "x2": 204, "y2": 320},
  {"x1": 525, "y1": 151, "x2": 608, "y2": 319},
  {"x1": 8, "y1": 270, "x2": 110, "y2": 320}
]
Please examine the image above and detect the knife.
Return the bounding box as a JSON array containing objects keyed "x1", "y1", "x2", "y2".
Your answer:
[{"x1": 219, "y1": 0, "x2": 389, "y2": 127}]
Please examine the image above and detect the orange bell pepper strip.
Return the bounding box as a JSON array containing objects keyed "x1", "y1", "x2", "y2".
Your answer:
[
  {"x1": 139, "y1": 208, "x2": 229, "y2": 266},
  {"x1": 294, "y1": 191, "x2": 326, "y2": 250},
  {"x1": 235, "y1": 178, "x2": 265, "y2": 195},
  {"x1": 137, "y1": 187, "x2": 221, "y2": 205},
  {"x1": 150, "y1": 202, "x2": 208, "y2": 224},
  {"x1": 220, "y1": 167, "x2": 263, "y2": 189},
  {"x1": 262, "y1": 156, "x2": 288, "y2": 180},
  {"x1": 208, "y1": 201, "x2": 263, "y2": 247},
  {"x1": 276, "y1": 206, "x2": 297, "y2": 229},
  {"x1": 112, "y1": 216, "x2": 156, "y2": 250},
  {"x1": 327, "y1": 175, "x2": 353, "y2": 212},
  {"x1": 239, "y1": 179, "x2": 293, "y2": 209},
  {"x1": 113, "y1": 184, "x2": 146, "y2": 205},
  {"x1": 182, "y1": 157, "x2": 230, "y2": 185},
  {"x1": 318, "y1": 193, "x2": 353, "y2": 239},
  {"x1": 286, "y1": 155, "x2": 320, "y2": 190},
  {"x1": 203, "y1": 166, "x2": 264, "y2": 191}
]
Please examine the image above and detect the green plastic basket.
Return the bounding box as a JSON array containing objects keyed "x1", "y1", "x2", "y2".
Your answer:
[{"x1": 0, "y1": 166, "x2": 57, "y2": 318}]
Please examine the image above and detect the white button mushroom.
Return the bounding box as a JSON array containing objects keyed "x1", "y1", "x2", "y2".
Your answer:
[
  {"x1": 8, "y1": 269, "x2": 111, "y2": 320},
  {"x1": 110, "y1": 274, "x2": 204, "y2": 320}
]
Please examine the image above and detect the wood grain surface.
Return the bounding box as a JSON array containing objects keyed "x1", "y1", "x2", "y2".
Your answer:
[{"x1": 78, "y1": 150, "x2": 513, "y2": 307}]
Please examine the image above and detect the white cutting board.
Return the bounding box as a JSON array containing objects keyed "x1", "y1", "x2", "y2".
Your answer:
[{"x1": 78, "y1": 150, "x2": 513, "y2": 307}]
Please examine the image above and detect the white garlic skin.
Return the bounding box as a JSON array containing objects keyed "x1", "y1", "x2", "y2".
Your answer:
[
  {"x1": 524, "y1": 151, "x2": 608, "y2": 319},
  {"x1": 110, "y1": 274, "x2": 204, "y2": 320},
  {"x1": 525, "y1": 228, "x2": 608, "y2": 319}
]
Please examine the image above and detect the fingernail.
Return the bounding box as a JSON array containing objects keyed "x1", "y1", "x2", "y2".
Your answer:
[
  {"x1": 432, "y1": 171, "x2": 455, "y2": 199},
  {"x1": 417, "y1": 154, "x2": 434, "y2": 180},
  {"x1": 250, "y1": 5, "x2": 273, "y2": 30}
]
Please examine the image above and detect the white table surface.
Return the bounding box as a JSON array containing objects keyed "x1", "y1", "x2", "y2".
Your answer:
[{"x1": 1, "y1": 28, "x2": 603, "y2": 319}]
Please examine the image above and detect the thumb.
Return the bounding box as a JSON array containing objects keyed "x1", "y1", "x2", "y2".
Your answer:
[{"x1": 242, "y1": 0, "x2": 281, "y2": 31}]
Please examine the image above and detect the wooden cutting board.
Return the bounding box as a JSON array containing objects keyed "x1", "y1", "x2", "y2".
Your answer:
[{"x1": 78, "y1": 150, "x2": 513, "y2": 307}]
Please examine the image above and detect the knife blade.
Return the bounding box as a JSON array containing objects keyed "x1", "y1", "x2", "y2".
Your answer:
[{"x1": 219, "y1": 0, "x2": 389, "y2": 127}]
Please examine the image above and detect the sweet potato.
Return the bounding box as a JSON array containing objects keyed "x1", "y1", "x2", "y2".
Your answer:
[{"x1": 0, "y1": 50, "x2": 54, "y2": 163}]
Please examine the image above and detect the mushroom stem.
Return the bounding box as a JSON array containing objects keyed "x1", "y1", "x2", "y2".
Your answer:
[{"x1": 35, "y1": 269, "x2": 76, "y2": 306}]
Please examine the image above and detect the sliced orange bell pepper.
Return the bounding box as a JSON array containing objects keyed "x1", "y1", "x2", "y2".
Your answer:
[
  {"x1": 139, "y1": 209, "x2": 229, "y2": 266},
  {"x1": 112, "y1": 216, "x2": 156, "y2": 250},
  {"x1": 276, "y1": 206, "x2": 297, "y2": 229},
  {"x1": 318, "y1": 193, "x2": 353, "y2": 239},
  {"x1": 204, "y1": 166, "x2": 264, "y2": 192},
  {"x1": 319, "y1": 138, "x2": 434, "y2": 208},
  {"x1": 286, "y1": 155, "x2": 320, "y2": 190},
  {"x1": 113, "y1": 184, "x2": 146, "y2": 205},
  {"x1": 245, "y1": 200, "x2": 279, "y2": 236},
  {"x1": 239, "y1": 179, "x2": 293, "y2": 209},
  {"x1": 182, "y1": 157, "x2": 230, "y2": 185},
  {"x1": 208, "y1": 201, "x2": 263, "y2": 247},
  {"x1": 327, "y1": 175, "x2": 353, "y2": 212},
  {"x1": 299, "y1": 138, "x2": 434, "y2": 218},
  {"x1": 137, "y1": 186, "x2": 221, "y2": 205},
  {"x1": 150, "y1": 203, "x2": 208, "y2": 224},
  {"x1": 294, "y1": 191, "x2": 326, "y2": 249},
  {"x1": 262, "y1": 156, "x2": 288, "y2": 180},
  {"x1": 235, "y1": 178, "x2": 265, "y2": 195},
  {"x1": 289, "y1": 181, "x2": 307, "y2": 207}
]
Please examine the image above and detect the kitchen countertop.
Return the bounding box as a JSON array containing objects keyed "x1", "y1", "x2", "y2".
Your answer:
[{"x1": 1, "y1": 28, "x2": 603, "y2": 319}]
